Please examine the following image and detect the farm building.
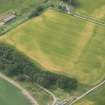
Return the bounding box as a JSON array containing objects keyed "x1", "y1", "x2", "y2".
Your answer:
[
  {"x1": 0, "y1": 12, "x2": 16, "y2": 25},
  {"x1": 58, "y1": 0, "x2": 74, "y2": 14},
  {"x1": 3, "y1": 14, "x2": 16, "y2": 23}
]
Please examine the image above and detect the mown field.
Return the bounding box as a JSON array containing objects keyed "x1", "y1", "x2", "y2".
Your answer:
[
  {"x1": 1, "y1": 5, "x2": 105, "y2": 85},
  {"x1": 0, "y1": 9, "x2": 86, "y2": 82},
  {"x1": 0, "y1": 78, "x2": 31, "y2": 105}
]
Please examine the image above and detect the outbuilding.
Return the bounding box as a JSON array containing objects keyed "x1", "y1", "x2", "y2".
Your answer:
[{"x1": 3, "y1": 14, "x2": 16, "y2": 23}]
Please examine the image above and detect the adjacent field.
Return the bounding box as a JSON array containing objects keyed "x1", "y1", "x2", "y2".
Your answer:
[
  {"x1": 0, "y1": 0, "x2": 42, "y2": 14},
  {"x1": 77, "y1": 0, "x2": 105, "y2": 15},
  {"x1": 74, "y1": 85, "x2": 105, "y2": 105},
  {"x1": 0, "y1": 78, "x2": 31, "y2": 105}
]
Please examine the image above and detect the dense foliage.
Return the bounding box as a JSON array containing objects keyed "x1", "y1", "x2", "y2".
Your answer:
[
  {"x1": 29, "y1": 1, "x2": 54, "y2": 18},
  {"x1": 0, "y1": 43, "x2": 78, "y2": 92}
]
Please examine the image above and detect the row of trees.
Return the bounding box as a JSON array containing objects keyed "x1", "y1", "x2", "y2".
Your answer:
[
  {"x1": 0, "y1": 43, "x2": 78, "y2": 92},
  {"x1": 29, "y1": 1, "x2": 54, "y2": 18}
]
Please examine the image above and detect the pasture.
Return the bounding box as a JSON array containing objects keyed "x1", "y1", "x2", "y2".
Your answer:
[
  {"x1": 0, "y1": 9, "x2": 86, "y2": 82},
  {"x1": 0, "y1": 78, "x2": 32, "y2": 105},
  {"x1": 1, "y1": 6, "x2": 105, "y2": 85},
  {"x1": 77, "y1": 0, "x2": 105, "y2": 15},
  {"x1": 0, "y1": 0, "x2": 105, "y2": 85}
]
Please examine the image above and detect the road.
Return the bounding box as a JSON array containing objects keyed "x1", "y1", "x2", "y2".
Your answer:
[
  {"x1": 0, "y1": 73, "x2": 39, "y2": 105},
  {"x1": 36, "y1": 84, "x2": 57, "y2": 105}
]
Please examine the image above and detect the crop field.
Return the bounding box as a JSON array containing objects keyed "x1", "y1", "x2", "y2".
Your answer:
[
  {"x1": 0, "y1": 78, "x2": 31, "y2": 105},
  {"x1": 0, "y1": 5, "x2": 105, "y2": 85}
]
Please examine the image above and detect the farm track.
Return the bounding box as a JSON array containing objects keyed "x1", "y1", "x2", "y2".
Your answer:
[
  {"x1": 0, "y1": 73, "x2": 39, "y2": 105},
  {"x1": 71, "y1": 12, "x2": 105, "y2": 27}
]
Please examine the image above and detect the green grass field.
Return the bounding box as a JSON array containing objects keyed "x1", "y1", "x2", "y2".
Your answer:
[
  {"x1": 0, "y1": 78, "x2": 32, "y2": 105},
  {"x1": 1, "y1": 3, "x2": 105, "y2": 84},
  {"x1": 0, "y1": 9, "x2": 86, "y2": 82},
  {"x1": 1, "y1": 6, "x2": 105, "y2": 85},
  {"x1": 76, "y1": 0, "x2": 105, "y2": 15}
]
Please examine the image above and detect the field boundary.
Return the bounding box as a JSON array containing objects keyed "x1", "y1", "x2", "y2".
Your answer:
[{"x1": 71, "y1": 12, "x2": 105, "y2": 27}]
